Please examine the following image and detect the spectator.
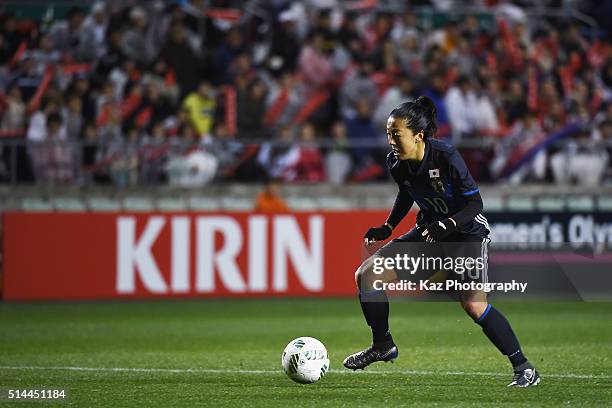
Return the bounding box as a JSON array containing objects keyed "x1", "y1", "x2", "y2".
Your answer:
[
  {"x1": 471, "y1": 78, "x2": 499, "y2": 135},
  {"x1": 363, "y1": 12, "x2": 393, "y2": 54},
  {"x1": 264, "y1": 72, "x2": 304, "y2": 129},
  {"x1": 346, "y1": 97, "x2": 386, "y2": 180},
  {"x1": 94, "y1": 29, "x2": 126, "y2": 81},
  {"x1": 97, "y1": 105, "x2": 123, "y2": 167},
  {"x1": 208, "y1": 122, "x2": 244, "y2": 178},
  {"x1": 9, "y1": 57, "x2": 43, "y2": 102},
  {"x1": 345, "y1": 98, "x2": 379, "y2": 164},
  {"x1": 444, "y1": 75, "x2": 477, "y2": 140},
  {"x1": 141, "y1": 59, "x2": 180, "y2": 105},
  {"x1": 543, "y1": 99, "x2": 567, "y2": 133},
  {"x1": 337, "y1": 11, "x2": 363, "y2": 59},
  {"x1": 490, "y1": 112, "x2": 546, "y2": 183},
  {"x1": 254, "y1": 181, "x2": 290, "y2": 212},
  {"x1": 550, "y1": 129, "x2": 609, "y2": 186},
  {"x1": 503, "y1": 79, "x2": 527, "y2": 125},
  {"x1": 294, "y1": 122, "x2": 325, "y2": 182},
  {"x1": 63, "y1": 76, "x2": 94, "y2": 121},
  {"x1": 1, "y1": 13, "x2": 27, "y2": 63},
  {"x1": 159, "y1": 22, "x2": 200, "y2": 97},
  {"x1": 109, "y1": 58, "x2": 136, "y2": 101},
  {"x1": 49, "y1": 7, "x2": 85, "y2": 55},
  {"x1": 122, "y1": 7, "x2": 157, "y2": 66},
  {"x1": 237, "y1": 79, "x2": 268, "y2": 139},
  {"x1": 340, "y1": 56, "x2": 378, "y2": 120},
  {"x1": 428, "y1": 19, "x2": 461, "y2": 56},
  {"x1": 373, "y1": 75, "x2": 416, "y2": 133},
  {"x1": 325, "y1": 121, "x2": 352, "y2": 185},
  {"x1": 230, "y1": 52, "x2": 256, "y2": 93},
  {"x1": 460, "y1": 14, "x2": 482, "y2": 42},
  {"x1": 166, "y1": 124, "x2": 219, "y2": 188},
  {"x1": 80, "y1": 122, "x2": 110, "y2": 184},
  {"x1": 390, "y1": 11, "x2": 420, "y2": 45},
  {"x1": 214, "y1": 27, "x2": 246, "y2": 84},
  {"x1": 62, "y1": 93, "x2": 83, "y2": 140},
  {"x1": 27, "y1": 99, "x2": 64, "y2": 142},
  {"x1": 166, "y1": 125, "x2": 192, "y2": 186},
  {"x1": 267, "y1": 10, "x2": 301, "y2": 76},
  {"x1": 0, "y1": 85, "x2": 26, "y2": 132},
  {"x1": 140, "y1": 122, "x2": 167, "y2": 184},
  {"x1": 124, "y1": 82, "x2": 173, "y2": 131},
  {"x1": 257, "y1": 125, "x2": 299, "y2": 181},
  {"x1": 371, "y1": 38, "x2": 398, "y2": 72},
  {"x1": 30, "y1": 112, "x2": 73, "y2": 183},
  {"x1": 311, "y1": 8, "x2": 337, "y2": 53},
  {"x1": 395, "y1": 32, "x2": 424, "y2": 77},
  {"x1": 109, "y1": 126, "x2": 139, "y2": 186},
  {"x1": 298, "y1": 32, "x2": 333, "y2": 95},
  {"x1": 422, "y1": 73, "x2": 451, "y2": 138},
  {"x1": 27, "y1": 34, "x2": 61, "y2": 75},
  {"x1": 77, "y1": 1, "x2": 108, "y2": 61},
  {"x1": 182, "y1": 81, "x2": 216, "y2": 137},
  {"x1": 447, "y1": 35, "x2": 475, "y2": 75}
]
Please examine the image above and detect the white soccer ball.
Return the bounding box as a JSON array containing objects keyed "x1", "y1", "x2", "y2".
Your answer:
[{"x1": 281, "y1": 337, "x2": 329, "y2": 384}]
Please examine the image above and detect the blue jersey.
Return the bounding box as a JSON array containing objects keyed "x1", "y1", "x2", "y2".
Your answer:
[{"x1": 387, "y1": 139, "x2": 489, "y2": 237}]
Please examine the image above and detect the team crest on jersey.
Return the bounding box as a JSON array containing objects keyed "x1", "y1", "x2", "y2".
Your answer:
[
  {"x1": 431, "y1": 179, "x2": 445, "y2": 194},
  {"x1": 428, "y1": 168, "x2": 444, "y2": 193}
]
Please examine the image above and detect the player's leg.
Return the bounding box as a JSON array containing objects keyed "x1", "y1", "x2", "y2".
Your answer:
[
  {"x1": 343, "y1": 227, "x2": 424, "y2": 370},
  {"x1": 461, "y1": 292, "x2": 540, "y2": 387},
  {"x1": 461, "y1": 291, "x2": 527, "y2": 366},
  {"x1": 343, "y1": 251, "x2": 399, "y2": 370},
  {"x1": 456, "y1": 238, "x2": 540, "y2": 387},
  {"x1": 355, "y1": 253, "x2": 396, "y2": 348}
]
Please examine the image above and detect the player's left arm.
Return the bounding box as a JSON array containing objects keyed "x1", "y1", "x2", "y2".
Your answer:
[{"x1": 422, "y1": 149, "x2": 483, "y2": 241}]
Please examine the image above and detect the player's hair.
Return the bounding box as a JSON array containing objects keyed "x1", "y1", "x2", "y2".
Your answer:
[{"x1": 389, "y1": 96, "x2": 438, "y2": 139}]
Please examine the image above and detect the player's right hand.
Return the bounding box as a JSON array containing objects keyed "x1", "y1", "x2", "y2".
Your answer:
[{"x1": 363, "y1": 224, "x2": 392, "y2": 244}]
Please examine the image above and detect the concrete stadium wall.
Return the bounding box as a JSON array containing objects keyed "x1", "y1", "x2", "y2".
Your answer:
[{"x1": 1, "y1": 183, "x2": 612, "y2": 213}]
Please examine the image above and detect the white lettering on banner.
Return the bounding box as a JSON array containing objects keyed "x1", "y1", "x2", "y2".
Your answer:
[
  {"x1": 248, "y1": 216, "x2": 267, "y2": 292},
  {"x1": 115, "y1": 215, "x2": 324, "y2": 294},
  {"x1": 490, "y1": 216, "x2": 563, "y2": 244},
  {"x1": 117, "y1": 216, "x2": 168, "y2": 294},
  {"x1": 273, "y1": 216, "x2": 324, "y2": 291},
  {"x1": 490, "y1": 215, "x2": 612, "y2": 247},
  {"x1": 567, "y1": 215, "x2": 612, "y2": 253},
  {"x1": 569, "y1": 215, "x2": 592, "y2": 244},
  {"x1": 196, "y1": 217, "x2": 245, "y2": 292},
  {"x1": 171, "y1": 217, "x2": 190, "y2": 293}
]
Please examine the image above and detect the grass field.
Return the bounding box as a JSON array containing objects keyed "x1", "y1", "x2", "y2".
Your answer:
[{"x1": 0, "y1": 299, "x2": 611, "y2": 407}]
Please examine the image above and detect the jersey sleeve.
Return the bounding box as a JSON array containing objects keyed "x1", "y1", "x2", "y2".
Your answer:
[
  {"x1": 386, "y1": 190, "x2": 414, "y2": 228},
  {"x1": 447, "y1": 149, "x2": 480, "y2": 197}
]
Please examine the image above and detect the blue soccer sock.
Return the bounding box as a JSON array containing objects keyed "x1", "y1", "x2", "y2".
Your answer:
[{"x1": 475, "y1": 305, "x2": 529, "y2": 370}]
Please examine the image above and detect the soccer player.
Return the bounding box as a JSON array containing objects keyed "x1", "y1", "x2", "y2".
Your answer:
[{"x1": 343, "y1": 96, "x2": 540, "y2": 387}]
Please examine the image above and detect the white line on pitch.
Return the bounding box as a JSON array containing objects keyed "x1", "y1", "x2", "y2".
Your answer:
[{"x1": 0, "y1": 365, "x2": 610, "y2": 380}]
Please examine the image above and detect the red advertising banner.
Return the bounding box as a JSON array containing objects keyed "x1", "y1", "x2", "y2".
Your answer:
[{"x1": 2, "y1": 211, "x2": 415, "y2": 301}]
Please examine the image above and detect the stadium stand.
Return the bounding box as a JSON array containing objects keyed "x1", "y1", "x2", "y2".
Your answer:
[{"x1": 0, "y1": 0, "x2": 611, "y2": 190}]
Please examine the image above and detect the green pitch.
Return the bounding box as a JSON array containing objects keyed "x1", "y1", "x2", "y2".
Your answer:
[{"x1": 0, "y1": 299, "x2": 611, "y2": 407}]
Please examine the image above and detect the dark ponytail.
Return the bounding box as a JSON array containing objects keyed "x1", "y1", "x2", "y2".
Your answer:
[{"x1": 389, "y1": 95, "x2": 438, "y2": 138}]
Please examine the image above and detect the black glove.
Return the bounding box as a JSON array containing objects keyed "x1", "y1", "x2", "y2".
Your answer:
[
  {"x1": 364, "y1": 224, "x2": 393, "y2": 243},
  {"x1": 422, "y1": 218, "x2": 456, "y2": 242}
]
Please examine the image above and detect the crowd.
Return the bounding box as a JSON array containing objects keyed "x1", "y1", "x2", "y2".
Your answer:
[{"x1": 0, "y1": 0, "x2": 611, "y2": 186}]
